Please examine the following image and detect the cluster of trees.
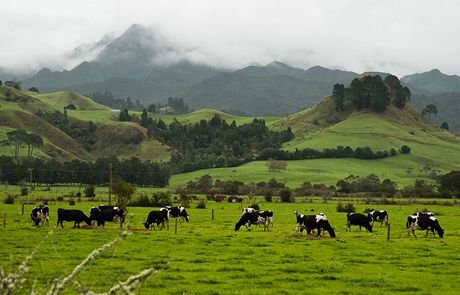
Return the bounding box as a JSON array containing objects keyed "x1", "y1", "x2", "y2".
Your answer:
[
  {"x1": 332, "y1": 75, "x2": 411, "y2": 112},
  {"x1": 336, "y1": 174, "x2": 397, "y2": 196},
  {"x1": 136, "y1": 114, "x2": 294, "y2": 172},
  {"x1": 0, "y1": 129, "x2": 44, "y2": 158},
  {"x1": 259, "y1": 145, "x2": 410, "y2": 161},
  {"x1": 34, "y1": 110, "x2": 97, "y2": 151},
  {"x1": 146, "y1": 97, "x2": 190, "y2": 114},
  {"x1": 0, "y1": 156, "x2": 170, "y2": 187},
  {"x1": 88, "y1": 90, "x2": 144, "y2": 111},
  {"x1": 2, "y1": 80, "x2": 22, "y2": 90}
]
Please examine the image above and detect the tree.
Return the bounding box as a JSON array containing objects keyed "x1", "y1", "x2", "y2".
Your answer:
[
  {"x1": 400, "y1": 145, "x2": 411, "y2": 154},
  {"x1": 267, "y1": 159, "x2": 288, "y2": 171},
  {"x1": 438, "y1": 171, "x2": 460, "y2": 197},
  {"x1": 24, "y1": 133, "x2": 44, "y2": 158},
  {"x1": 333, "y1": 83, "x2": 345, "y2": 111},
  {"x1": 28, "y1": 86, "x2": 39, "y2": 93},
  {"x1": 140, "y1": 109, "x2": 149, "y2": 127},
  {"x1": 384, "y1": 75, "x2": 409, "y2": 108},
  {"x1": 119, "y1": 109, "x2": 131, "y2": 121},
  {"x1": 6, "y1": 129, "x2": 28, "y2": 158},
  {"x1": 422, "y1": 104, "x2": 437, "y2": 121},
  {"x1": 111, "y1": 177, "x2": 135, "y2": 210},
  {"x1": 440, "y1": 122, "x2": 449, "y2": 131},
  {"x1": 5, "y1": 80, "x2": 21, "y2": 90}
]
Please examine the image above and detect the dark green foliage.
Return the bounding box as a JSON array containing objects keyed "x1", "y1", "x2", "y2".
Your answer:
[
  {"x1": 422, "y1": 104, "x2": 438, "y2": 121},
  {"x1": 402, "y1": 179, "x2": 437, "y2": 198},
  {"x1": 112, "y1": 177, "x2": 135, "y2": 209},
  {"x1": 336, "y1": 174, "x2": 395, "y2": 197},
  {"x1": 333, "y1": 83, "x2": 345, "y2": 111},
  {"x1": 5, "y1": 80, "x2": 21, "y2": 90},
  {"x1": 336, "y1": 202, "x2": 355, "y2": 213},
  {"x1": 384, "y1": 75, "x2": 410, "y2": 108},
  {"x1": 196, "y1": 199, "x2": 206, "y2": 209},
  {"x1": 28, "y1": 86, "x2": 39, "y2": 93},
  {"x1": 119, "y1": 109, "x2": 131, "y2": 121},
  {"x1": 20, "y1": 187, "x2": 29, "y2": 196},
  {"x1": 259, "y1": 145, "x2": 397, "y2": 161},
  {"x1": 3, "y1": 195, "x2": 15, "y2": 204},
  {"x1": 84, "y1": 185, "x2": 96, "y2": 198},
  {"x1": 34, "y1": 110, "x2": 96, "y2": 150},
  {"x1": 65, "y1": 103, "x2": 77, "y2": 110},
  {"x1": 440, "y1": 122, "x2": 449, "y2": 131},
  {"x1": 151, "y1": 192, "x2": 172, "y2": 207},
  {"x1": 400, "y1": 145, "x2": 411, "y2": 154},
  {"x1": 438, "y1": 171, "x2": 460, "y2": 197},
  {"x1": 342, "y1": 75, "x2": 392, "y2": 112},
  {"x1": 87, "y1": 90, "x2": 145, "y2": 110},
  {"x1": 279, "y1": 188, "x2": 293, "y2": 203},
  {"x1": 0, "y1": 156, "x2": 170, "y2": 186}
]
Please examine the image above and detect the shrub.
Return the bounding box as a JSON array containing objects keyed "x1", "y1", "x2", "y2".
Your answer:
[
  {"x1": 84, "y1": 185, "x2": 96, "y2": 198},
  {"x1": 56, "y1": 196, "x2": 64, "y2": 201},
  {"x1": 400, "y1": 145, "x2": 411, "y2": 154},
  {"x1": 264, "y1": 194, "x2": 273, "y2": 202},
  {"x1": 20, "y1": 187, "x2": 28, "y2": 196},
  {"x1": 180, "y1": 193, "x2": 190, "y2": 208},
  {"x1": 130, "y1": 194, "x2": 153, "y2": 207},
  {"x1": 249, "y1": 204, "x2": 260, "y2": 210},
  {"x1": 151, "y1": 192, "x2": 172, "y2": 207},
  {"x1": 336, "y1": 202, "x2": 355, "y2": 213},
  {"x1": 279, "y1": 188, "x2": 293, "y2": 203},
  {"x1": 4, "y1": 195, "x2": 15, "y2": 204},
  {"x1": 196, "y1": 199, "x2": 206, "y2": 209}
]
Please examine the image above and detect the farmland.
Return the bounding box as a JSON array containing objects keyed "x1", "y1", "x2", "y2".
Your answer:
[{"x1": 0, "y1": 199, "x2": 459, "y2": 294}]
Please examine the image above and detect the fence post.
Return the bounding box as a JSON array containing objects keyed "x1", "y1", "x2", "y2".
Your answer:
[
  {"x1": 387, "y1": 224, "x2": 391, "y2": 241},
  {"x1": 212, "y1": 209, "x2": 214, "y2": 221},
  {"x1": 174, "y1": 218, "x2": 178, "y2": 235},
  {"x1": 3, "y1": 213, "x2": 6, "y2": 228}
]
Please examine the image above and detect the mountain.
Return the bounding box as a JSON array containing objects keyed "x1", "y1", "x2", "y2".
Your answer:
[
  {"x1": 23, "y1": 24, "x2": 219, "y2": 103},
  {"x1": 401, "y1": 69, "x2": 460, "y2": 94},
  {"x1": 179, "y1": 62, "x2": 360, "y2": 116}
]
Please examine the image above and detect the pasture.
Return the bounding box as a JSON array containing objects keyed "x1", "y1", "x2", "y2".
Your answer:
[{"x1": 0, "y1": 200, "x2": 459, "y2": 294}]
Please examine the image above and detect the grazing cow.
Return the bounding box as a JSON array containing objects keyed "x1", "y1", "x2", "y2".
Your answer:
[
  {"x1": 90, "y1": 207, "x2": 125, "y2": 227},
  {"x1": 367, "y1": 210, "x2": 389, "y2": 227},
  {"x1": 31, "y1": 205, "x2": 49, "y2": 226},
  {"x1": 57, "y1": 208, "x2": 91, "y2": 228},
  {"x1": 143, "y1": 210, "x2": 168, "y2": 230},
  {"x1": 406, "y1": 214, "x2": 444, "y2": 238},
  {"x1": 242, "y1": 207, "x2": 258, "y2": 214},
  {"x1": 235, "y1": 210, "x2": 273, "y2": 231},
  {"x1": 412, "y1": 211, "x2": 435, "y2": 217},
  {"x1": 294, "y1": 211, "x2": 335, "y2": 238},
  {"x1": 346, "y1": 213, "x2": 372, "y2": 232},
  {"x1": 161, "y1": 206, "x2": 189, "y2": 222}
]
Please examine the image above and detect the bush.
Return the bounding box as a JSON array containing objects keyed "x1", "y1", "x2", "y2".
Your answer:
[
  {"x1": 180, "y1": 193, "x2": 190, "y2": 208},
  {"x1": 4, "y1": 195, "x2": 15, "y2": 204},
  {"x1": 264, "y1": 194, "x2": 273, "y2": 202},
  {"x1": 84, "y1": 185, "x2": 96, "y2": 198},
  {"x1": 196, "y1": 199, "x2": 206, "y2": 209},
  {"x1": 56, "y1": 196, "x2": 64, "y2": 201},
  {"x1": 400, "y1": 145, "x2": 411, "y2": 154},
  {"x1": 130, "y1": 194, "x2": 154, "y2": 207},
  {"x1": 279, "y1": 188, "x2": 294, "y2": 203},
  {"x1": 151, "y1": 192, "x2": 172, "y2": 207},
  {"x1": 336, "y1": 202, "x2": 355, "y2": 213},
  {"x1": 249, "y1": 204, "x2": 260, "y2": 210},
  {"x1": 20, "y1": 187, "x2": 29, "y2": 196}
]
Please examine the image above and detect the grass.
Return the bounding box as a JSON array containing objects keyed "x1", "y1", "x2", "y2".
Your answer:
[{"x1": 0, "y1": 199, "x2": 459, "y2": 294}]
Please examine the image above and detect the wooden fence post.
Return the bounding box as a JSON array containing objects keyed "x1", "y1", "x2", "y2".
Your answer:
[
  {"x1": 387, "y1": 224, "x2": 391, "y2": 241},
  {"x1": 212, "y1": 209, "x2": 214, "y2": 221},
  {"x1": 3, "y1": 213, "x2": 6, "y2": 228},
  {"x1": 174, "y1": 218, "x2": 178, "y2": 235}
]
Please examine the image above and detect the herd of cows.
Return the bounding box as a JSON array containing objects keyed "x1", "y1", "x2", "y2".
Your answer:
[{"x1": 29, "y1": 205, "x2": 445, "y2": 238}]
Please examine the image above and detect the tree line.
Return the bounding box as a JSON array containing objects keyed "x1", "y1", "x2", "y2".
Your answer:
[
  {"x1": 332, "y1": 75, "x2": 411, "y2": 112},
  {"x1": 0, "y1": 129, "x2": 44, "y2": 158},
  {"x1": 0, "y1": 156, "x2": 170, "y2": 187},
  {"x1": 258, "y1": 144, "x2": 411, "y2": 161}
]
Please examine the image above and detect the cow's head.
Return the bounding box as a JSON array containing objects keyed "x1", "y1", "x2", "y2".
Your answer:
[
  {"x1": 143, "y1": 222, "x2": 150, "y2": 230},
  {"x1": 437, "y1": 228, "x2": 444, "y2": 238},
  {"x1": 89, "y1": 207, "x2": 100, "y2": 225},
  {"x1": 179, "y1": 207, "x2": 189, "y2": 222}
]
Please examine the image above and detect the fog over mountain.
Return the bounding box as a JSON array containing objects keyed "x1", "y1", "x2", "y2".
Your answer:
[{"x1": 2, "y1": 0, "x2": 460, "y2": 77}]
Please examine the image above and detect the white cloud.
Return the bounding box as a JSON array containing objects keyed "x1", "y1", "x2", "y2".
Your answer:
[{"x1": 1, "y1": 0, "x2": 459, "y2": 76}]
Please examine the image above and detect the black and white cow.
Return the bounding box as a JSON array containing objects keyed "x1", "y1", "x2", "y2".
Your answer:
[
  {"x1": 242, "y1": 207, "x2": 258, "y2": 214},
  {"x1": 161, "y1": 206, "x2": 189, "y2": 222},
  {"x1": 143, "y1": 210, "x2": 169, "y2": 230},
  {"x1": 346, "y1": 213, "x2": 373, "y2": 232},
  {"x1": 235, "y1": 210, "x2": 273, "y2": 231},
  {"x1": 89, "y1": 207, "x2": 125, "y2": 227},
  {"x1": 31, "y1": 205, "x2": 49, "y2": 226},
  {"x1": 294, "y1": 211, "x2": 335, "y2": 238},
  {"x1": 57, "y1": 208, "x2": 91, "y2": 228},
  {"x1": 367, "y1": 210, "x2": 389, "y2": 227},
  {"x1": 412, "y1": 211, "x2": 435, "y2": 217},
  {"x1": 406, "y1": 214, "x2": 444, "y2": 238}
]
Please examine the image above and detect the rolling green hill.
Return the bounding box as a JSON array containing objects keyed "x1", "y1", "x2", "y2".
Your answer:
[
  {"x1": 0, "y1": 87, "x2": 170, "y2": 162},
  {"x1": 170, "y1": 96, "x2": 460, "y2": 188}
]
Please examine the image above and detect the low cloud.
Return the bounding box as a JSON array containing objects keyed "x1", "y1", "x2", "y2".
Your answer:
[{"x1": 1, "y1": 0, "x2": 460, "y2": 77}]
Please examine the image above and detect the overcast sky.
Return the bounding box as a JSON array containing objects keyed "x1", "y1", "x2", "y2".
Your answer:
[{"x1": 1, "y1": 0, "x2": 460, "y2": 76}]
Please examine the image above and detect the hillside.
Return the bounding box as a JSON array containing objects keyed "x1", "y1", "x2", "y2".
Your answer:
[
  {"x1": 0, "y1": 87, "x2": 170, "y2": 162},
  {"x1": 170, "y1": 95, "x2": 460, "y2": 188}
]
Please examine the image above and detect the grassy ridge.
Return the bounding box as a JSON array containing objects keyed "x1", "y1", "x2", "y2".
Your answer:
[{"x1": 0, "y1": 201, "x2": 459, "y2": 294}]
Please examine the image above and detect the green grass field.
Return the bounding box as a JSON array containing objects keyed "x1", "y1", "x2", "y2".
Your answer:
[{"x1": 0, "y1": 200, "x2": 459, "y2": 294}]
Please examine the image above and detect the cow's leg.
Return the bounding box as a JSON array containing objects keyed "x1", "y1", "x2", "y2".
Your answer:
[
  {"x1": 411, "y1": 228, "x2": 417, "y2": 238},
  {"x1": 359, "y1": 225, "x2": 362, "y2": 232}
]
